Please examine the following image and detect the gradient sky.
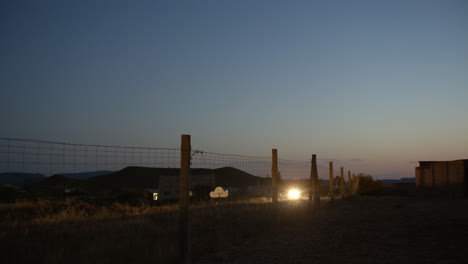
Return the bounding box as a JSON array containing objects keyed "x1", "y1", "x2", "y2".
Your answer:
[{"x1": 1, "y1": 0, "x2": 467, "y2": 179}]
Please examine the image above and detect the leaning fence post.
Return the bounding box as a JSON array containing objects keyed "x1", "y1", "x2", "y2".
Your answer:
[
  {"x1": 340, "y1": 167, "x2": 345, "y2": 199},
  {"x1": 311, "y1": 154, "x2": 320, "y2": 206},
  {"x1": 272, "y1": 149, "x2": 279, "y2": 205},
  {"x1": 329, "y1": 162, "x2": 334, "y2": 201},
  {"x1": 179, "y1": 135, "x2": 191, "y2": 264}
]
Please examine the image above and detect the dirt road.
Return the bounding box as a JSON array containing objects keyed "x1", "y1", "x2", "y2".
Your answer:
[{"x1": 197, "y1": 196, "x2": 468, "y2": 264}]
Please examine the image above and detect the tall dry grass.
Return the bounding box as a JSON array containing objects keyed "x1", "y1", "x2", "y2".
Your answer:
[{"x1": 0, "y1": 198, "x2": 311, "y2": 264}]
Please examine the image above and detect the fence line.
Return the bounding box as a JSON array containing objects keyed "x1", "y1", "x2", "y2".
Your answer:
[
  {"x1": 0, "y1": 138, "x2": 180, "y2": 175},
  {"x1": 0, "y1": 136, "x2": 363, "y2": 264},
  {"x1": 0, "y1": 137, "x2": 315, "y2": 179},
  {"x1": 0, "y1": 137, "x2": 360, "y2": 183}
]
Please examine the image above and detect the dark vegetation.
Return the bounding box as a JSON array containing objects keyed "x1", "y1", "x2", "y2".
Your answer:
[
  {"x1": 356, "y1": 174, "x2": 384, "y2": 194},
  {"x1": 0, "y1": 185, "x2": 30, "y2": 203}
]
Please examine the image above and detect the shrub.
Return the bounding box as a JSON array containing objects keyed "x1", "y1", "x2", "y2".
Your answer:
[
  {"x1": 357, "y1": 174, "x2": 383, "y2": 195},
  {"x1": 114, "y1": 189, "x2": 148, "y2": 206},
  {"x1": 0, "y1": 185, "x2": 29, "y2": 203},
  {"x1": 191, "y1": 185, "x2": 213, "y2": 201}
]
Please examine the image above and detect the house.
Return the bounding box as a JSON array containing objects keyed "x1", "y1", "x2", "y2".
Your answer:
[{"x1": 415, "y1": 159, "x2": 468, "y2": 197}]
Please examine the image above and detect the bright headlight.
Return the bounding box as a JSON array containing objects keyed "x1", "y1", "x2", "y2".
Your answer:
[{"x1": 288, "y1": 189, "x2": 300, "y2": 200}]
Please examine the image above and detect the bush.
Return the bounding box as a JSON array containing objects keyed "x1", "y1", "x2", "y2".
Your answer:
[
  {"x1": 191, "y1": 185, "x2": 213, "y2": 201},
  {"x1": 357, "y1": 174, "x2": 383, "y2": 195},
  {"x1": 114, "y1": 189, "x2": 148, "y2": 206},
  {"x1": 0, "y1": 185, "x2": 29, "y2": 203}
]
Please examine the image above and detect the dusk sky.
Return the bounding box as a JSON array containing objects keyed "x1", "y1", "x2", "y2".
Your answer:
[{"x1": 1, "y1": 0, "x2": 467, "y2": 179}]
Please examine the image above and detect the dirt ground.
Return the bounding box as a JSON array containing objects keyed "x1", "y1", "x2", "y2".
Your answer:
[{"x1": 196, "y1": 196, "x2": 468, "y2": 264}]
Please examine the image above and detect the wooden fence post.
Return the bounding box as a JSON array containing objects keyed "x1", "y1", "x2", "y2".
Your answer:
[
  {"x1": 340, "y1": 167, "x2": 345, "y2": 198},
  {"x1": 310, "y1": 154, "x2": 320, "y2": 206},
  {"x1": 348, "y1": 170, "x2": 352, "y2": 195},
  {"x1": 309, "y1": 155, "x2": 313, "y2": 204},
  {"x1": 355, "y1": 174, "x2": 360, "y2": 195},
  {"x1": 329, "y1": 162, "x2": 334, "y2": 201},
  {"x1": 352, "y1": 173, "x2": 356, "y2": 195},
  {"x1": 179, "y1": 135, "x2": 191, "y2": 264},
  {"x1": 272, "y1": 149, "x2": 279, "y2": 205}
]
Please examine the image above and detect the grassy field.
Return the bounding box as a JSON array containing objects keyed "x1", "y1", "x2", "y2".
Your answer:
[
  {"x1": 0, "y1": 198, "x2": 278, "y2": 263},
  {"x1": 1, "y1": 196, "x2": 467, "y2": 264}
]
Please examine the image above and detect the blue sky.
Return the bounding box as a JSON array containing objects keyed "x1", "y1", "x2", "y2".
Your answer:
[{"x1": 1, "y1": 0, "x2": 467, "y2": 179}]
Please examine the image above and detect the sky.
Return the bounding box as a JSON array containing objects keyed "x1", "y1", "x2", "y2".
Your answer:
[{"x1": 1, "y1": 0, "x2": 467, "y2": 179}]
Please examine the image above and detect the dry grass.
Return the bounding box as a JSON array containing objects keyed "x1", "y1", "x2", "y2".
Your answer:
[
  {"x1": 2, "y1": 196, "x2": 467, "y2": 264},
  {"x1": 0, "y1": 198, "x2": 282, "y2": 264}
]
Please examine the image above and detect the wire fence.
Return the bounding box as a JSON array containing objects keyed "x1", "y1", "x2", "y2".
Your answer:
[
  {"x1": 1, "y1": 137, "x2": 357, "y2": 187},
  {"x1": 0, "y1": 138, "x2": 317, "y2": 180},
  {"x1": 0, "y1": 138, "x2": 180, "y2": 176},
  {"x1": 190, "y1": 151, "x2": 271, "y2": 177}
]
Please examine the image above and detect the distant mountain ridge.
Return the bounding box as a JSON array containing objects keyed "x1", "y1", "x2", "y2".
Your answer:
[
  {"x1": 28, "y1": 175, "x2": 86, "y2": 194},
  {"x1": 59, "y1": 171, "x2": 113, "y2": 180},
  {"x1": 380, "y1": 178, "x2": 415, "y2": 183},
  {"x1": 0, "y1": 172, "x2": 46, "y2": 185},
  {"x1": 0, "y1": 171, "x2": 113, "y2": 185}
]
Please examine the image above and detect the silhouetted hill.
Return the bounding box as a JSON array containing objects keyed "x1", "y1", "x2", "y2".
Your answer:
[
  {"x1": 213, "y1": 167, "x2": 269, "y2": 189},
  {"x1": 28, "y1": 175, "x2": 86, "y2": 194},
  {"x1": 87, "y1": 166, "x2": 213, "y2": 191},
  {"x1": 86, "y1": 166, "x2": 268, "y2": 192},
  {"x1": 40, "y1": 175, "x2": 85, "y2": 187},
  {"x1": 59, "y1": 171, "x2": 113, "y2": 180},
  {"x1": 0, "y1": 172, "x2": 46, "y2": 185}
]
